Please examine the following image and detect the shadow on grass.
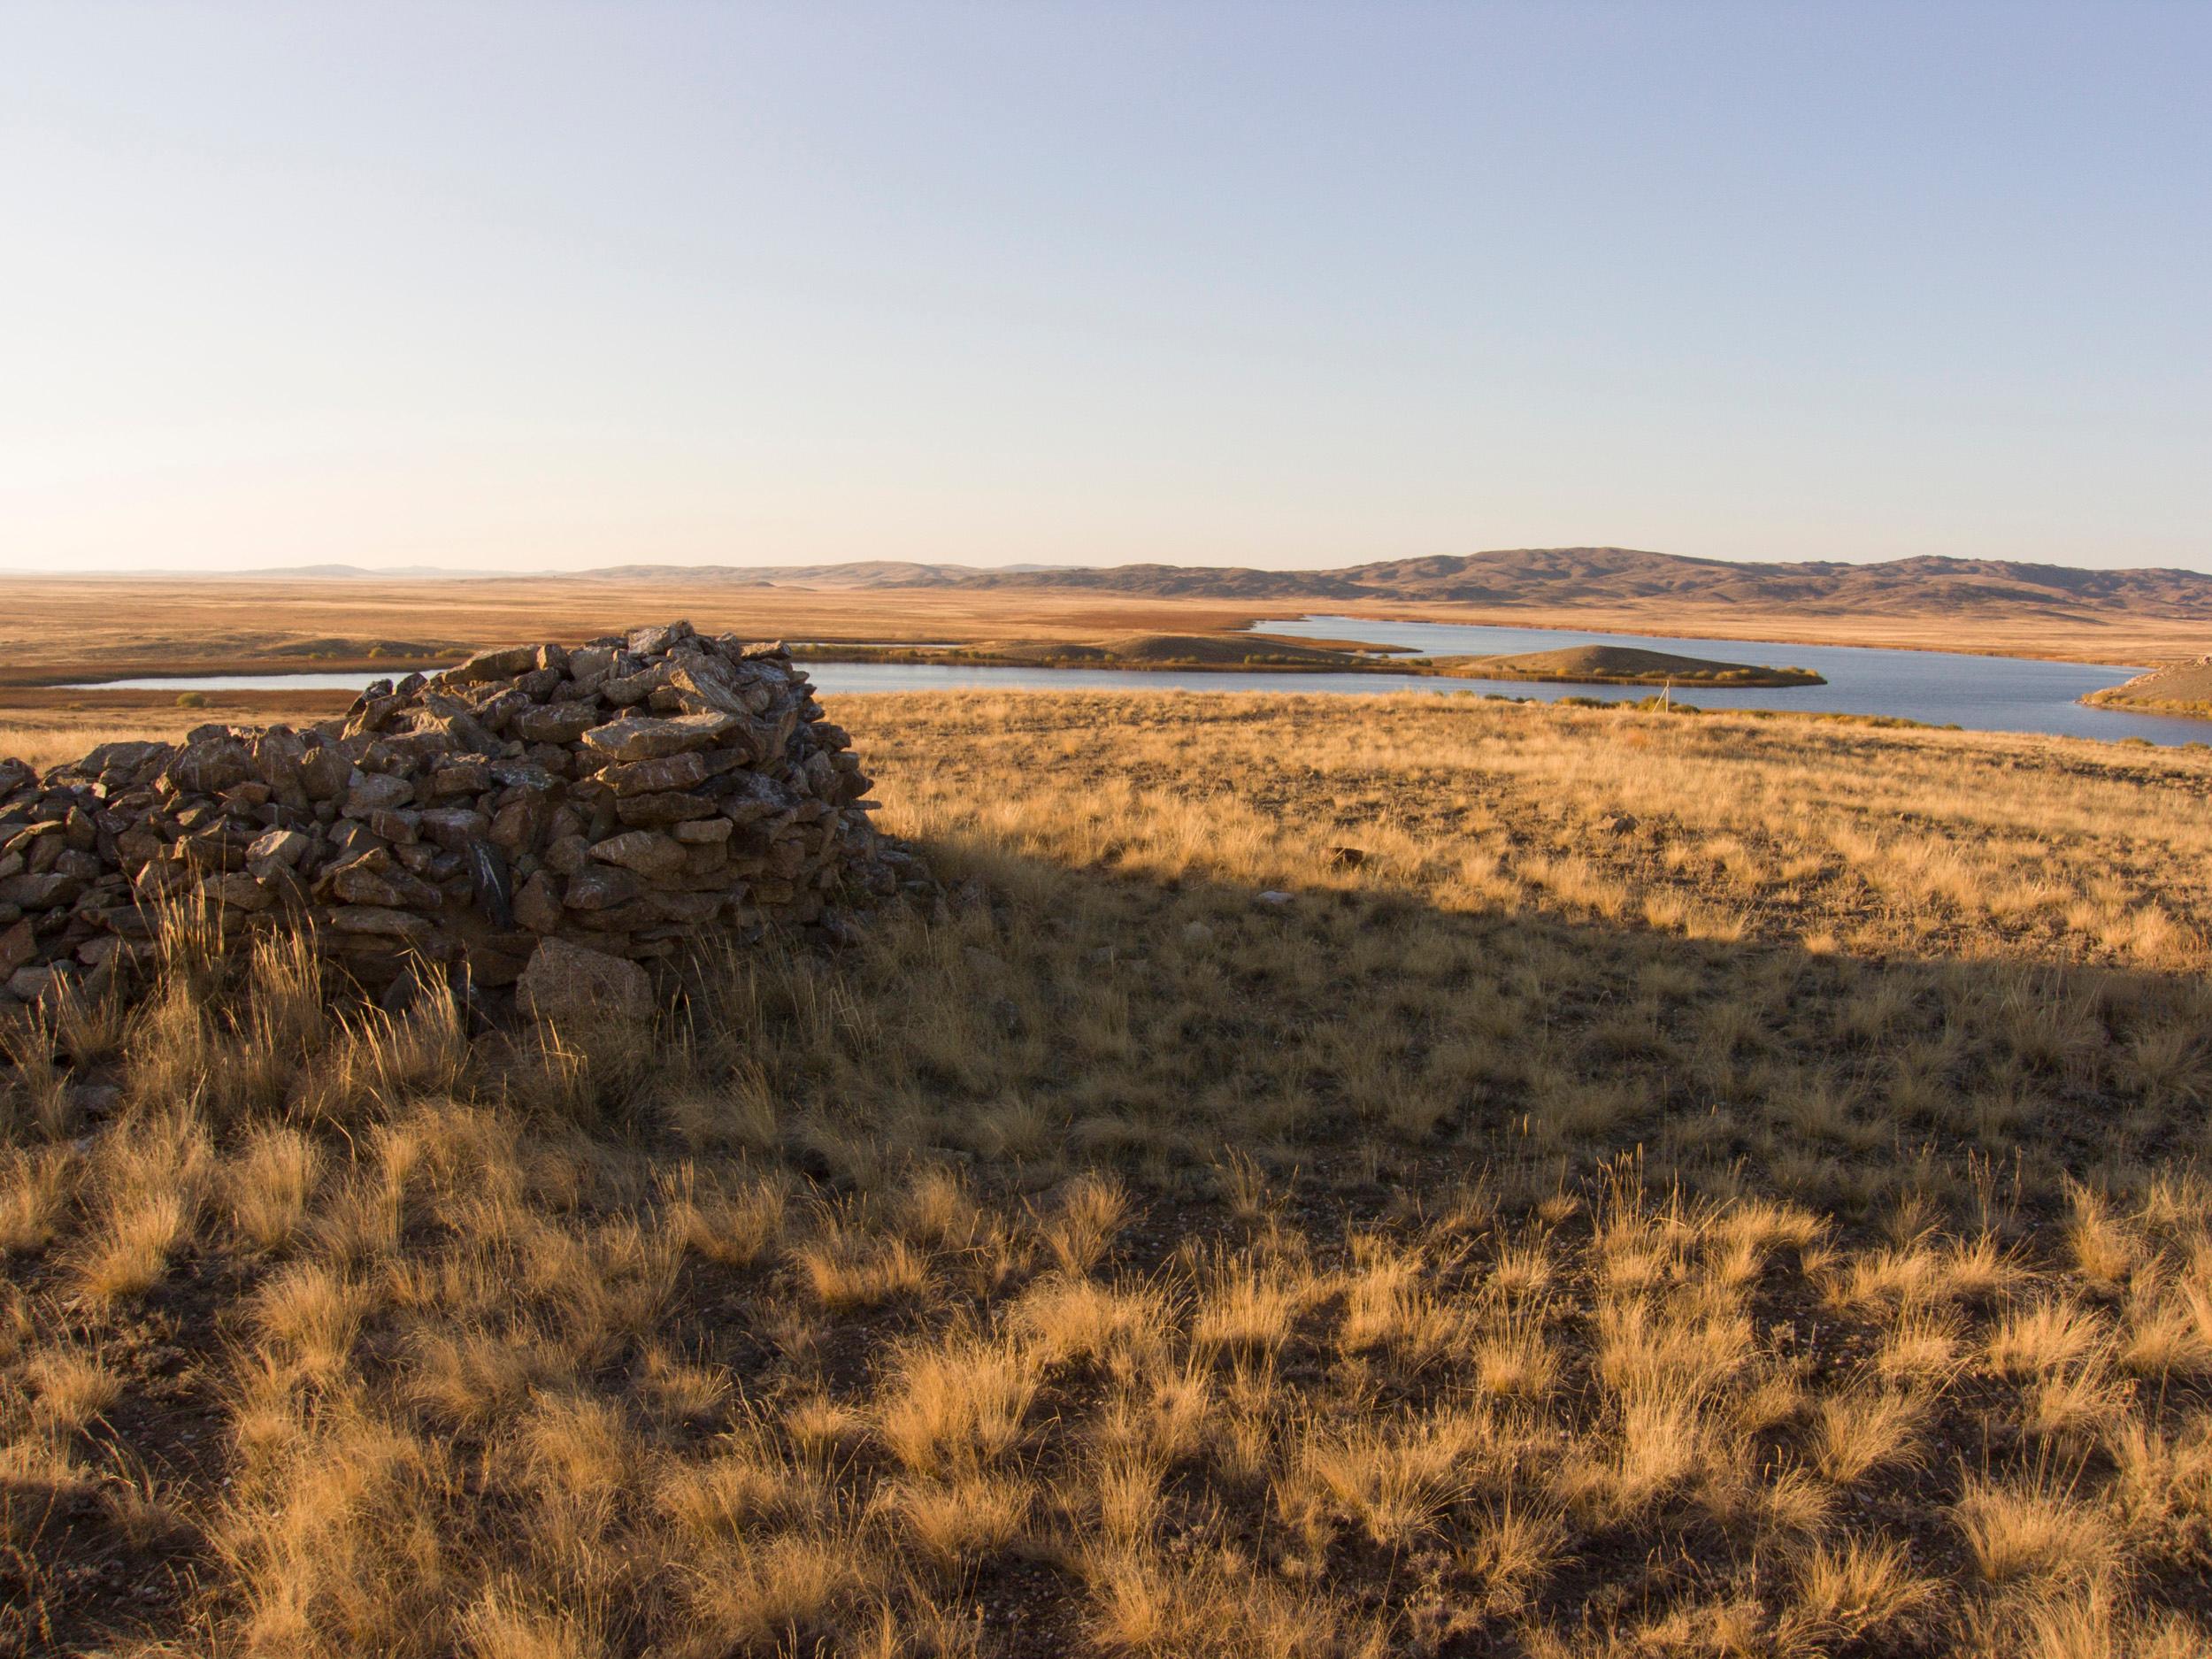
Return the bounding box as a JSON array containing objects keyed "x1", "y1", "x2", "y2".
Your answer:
[{"x1": 667, "y1": 829, "x2": 2212, "y2": 1232}]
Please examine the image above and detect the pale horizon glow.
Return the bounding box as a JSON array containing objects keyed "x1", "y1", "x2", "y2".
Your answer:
[{"x1": 2, "y1": 3, "x2": 2205, "y2": 575}]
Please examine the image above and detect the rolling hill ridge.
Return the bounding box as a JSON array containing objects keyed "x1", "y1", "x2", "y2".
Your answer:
[{"x1": 588, "y1": 549, "x2": 2212, "y2": 619}]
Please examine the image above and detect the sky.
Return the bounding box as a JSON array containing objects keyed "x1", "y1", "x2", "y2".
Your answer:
[{"x1": 2, "y1": 3, "x2": 2206, "y2": 574}]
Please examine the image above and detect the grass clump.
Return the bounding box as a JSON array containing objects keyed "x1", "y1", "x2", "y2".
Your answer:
[{"x1": 6, "y1": 691, "x2": 2212, "y2": 1653}]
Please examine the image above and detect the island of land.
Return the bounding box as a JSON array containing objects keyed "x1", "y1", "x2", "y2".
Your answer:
[
  {"x1": 1421, "y1": 643, "x2": 1823, "y2": 687},
  {"x1": 2081, "y1": 657, "x2": 2212, "y2": 721},
  {"x1": 791, "y1": 635, "x2": 1822, "y2": 687}
]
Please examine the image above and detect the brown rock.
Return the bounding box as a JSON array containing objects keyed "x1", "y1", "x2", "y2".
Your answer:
[
  {"x1": 517, "y1": 936, "x2": 655, "y2": 1025},
  {"x1": 564, "y1": 864, "x2": 642, "y2": 910},
  {"x1": 648, "y1": 889, "x2": 723, "y2": 924},
  {"x1": 252, "y1": 727, "x2": 314, "y2": 809},
  {"x1": 0, "y1": 872, "x2": 82, "y2": 910},
  {"x1": 8, "y1": 965, "x2": 61, "y2": 1002},
  {"x1": 603, "y1": 662, "x2": 672, "y2": 706},
  {"x1": 204, "y1": 871, "x2": 274, "y2": 911},
  {"x1": 488, "y1": 796, "x2": 546, "y2": 850},
  {"x1": 443, "y1": 644, "x2": 541, "y2": 684},
  {"x1": 513, "y1": 870, "x2": 564, "y2": 933},
  {"x1": 427, "y1": 762, "x2": 491, "y2": 797},
  {"x1": 113, "y1": 826, "x2": 165, "y2": 869},
  {"x1": 570, "y1": 643, "x2": 615, "y2": 673},
  {"x1": 575, "y1": 897, "x2": 660, "y2": 933},
  {"x1": 581, "y1": 711, "x2": 741, "y2": 764},
  {"x1": 597, "y1": 748, "x2": 742, "y2": 797},
  {"x1": 589, "y1": 831, "x2": 687, "y2": 882},
  {"x1": 164, "y1": 735, "x2": 257, "y2": 795},
  {"x1": 513, "y1": 666, "x2": 565, "y2": 703},
  {"x1": 515, "y1": 702, "x2": 603, "y2": 744},
  {"x1": 298, "y1": 743, "x2": 352, "y2": 803},
  {"x1": 345, "y1": 772, "x2": 414, "y2": 815},
  {"x1": 627, "y1": 621, "x2": 693, "y2": 657},
  {"x1": 0, "y1": 918, "x2": 35, "y2": 976},
  {"x1": 325, "y1": 905, "x2": 435, "y2": 938},
  {"x1": 247, "y1": 827, "x2": 314, "y2": 866},
  {"x1": 418, "y1": 807, "x2": 492, "y2": 850},
  {"x1": 616, "y1": 791, "x2": 716, "y2": 827},
  {"x1": 544, "y1": 833, "x2": 591, "y2": 876},
  {"x1": 330, "y1": 861, "x2": 442, "y2": 910}
]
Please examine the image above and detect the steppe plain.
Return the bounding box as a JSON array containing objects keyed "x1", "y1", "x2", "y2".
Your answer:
[{"x1": 4, "y1": 573, "x2": 2212, "y2": 1657}]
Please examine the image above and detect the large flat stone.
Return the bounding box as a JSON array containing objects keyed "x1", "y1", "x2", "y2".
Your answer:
[
  {"x1": 588, "y1": 831, "x2": 688, "y2": 881},
  {"x1": 581, "y1": 711, "x2": 742, "y2": 764},
  {"x1": 517, "y1": 937, "x2": 654, "y2": 1025}
]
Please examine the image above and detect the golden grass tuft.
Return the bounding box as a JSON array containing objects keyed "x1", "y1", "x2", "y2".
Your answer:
[{"x1": 9, "y1": 690, "x2": 2212, "y2": 1653}]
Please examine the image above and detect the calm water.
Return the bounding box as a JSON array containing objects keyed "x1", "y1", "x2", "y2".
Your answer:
[
  {"x1": 1245, "y1": 617, "x2": 2201, "y2": 746},
  {"x1": 55, "y1": 620, "x2": 2204, "y2": 745}
]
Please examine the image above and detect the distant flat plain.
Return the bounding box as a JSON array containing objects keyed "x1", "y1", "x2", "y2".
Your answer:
[{"x1": 0, "y1": 573, "x2": 2207, "y2": 694}]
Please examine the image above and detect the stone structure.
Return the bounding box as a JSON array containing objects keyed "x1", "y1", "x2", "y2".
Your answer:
[{"x1": 0, "y1": 622, "x2": 928, "y2": 1011}]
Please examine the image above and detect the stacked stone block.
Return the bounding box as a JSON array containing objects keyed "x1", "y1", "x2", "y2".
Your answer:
[{"x1": 0, "y1": 621, "x2": 926, "y2": 1010}]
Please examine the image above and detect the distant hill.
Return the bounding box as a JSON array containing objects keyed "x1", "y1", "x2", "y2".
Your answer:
[
  {"x1": 593, "y1": 549, "x2": 2212, "y2": 620},
  {"x1": 30, "y1": 549, "x2": 2212, "y2": 626}
]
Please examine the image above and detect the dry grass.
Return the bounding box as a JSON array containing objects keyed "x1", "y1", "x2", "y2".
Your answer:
[{"x1": 7, "y1": 689, "x2": 2212, "y2": 1654}]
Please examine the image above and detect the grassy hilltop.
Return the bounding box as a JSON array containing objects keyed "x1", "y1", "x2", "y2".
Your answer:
[{"x1": 6, "y1": 690, "x2": 2212, "y2": 1656}]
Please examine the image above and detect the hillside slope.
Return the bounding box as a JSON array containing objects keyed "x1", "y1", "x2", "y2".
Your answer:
[{"x1": 586, "y1": 549, "x2": 2212, "y2": 623}]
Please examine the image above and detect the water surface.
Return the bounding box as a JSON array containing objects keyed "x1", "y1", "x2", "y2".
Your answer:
[{"x1": 51, "y1": 621, "x2": 2204, "y2": 745}]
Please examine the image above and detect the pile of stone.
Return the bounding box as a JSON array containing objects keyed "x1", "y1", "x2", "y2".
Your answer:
[{"x1": 0, "y1": 621, "x2": 931, "y2": 1016}]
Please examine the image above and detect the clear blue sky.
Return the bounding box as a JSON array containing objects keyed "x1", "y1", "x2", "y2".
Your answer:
[{"x1": 3, "y1": 3, "x2": 2205, "y2": 572}]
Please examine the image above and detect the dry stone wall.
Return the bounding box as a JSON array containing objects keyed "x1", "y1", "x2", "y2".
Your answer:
[{"x1": 0, "y1": 621, "x2": 929, "y2": 1012}]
